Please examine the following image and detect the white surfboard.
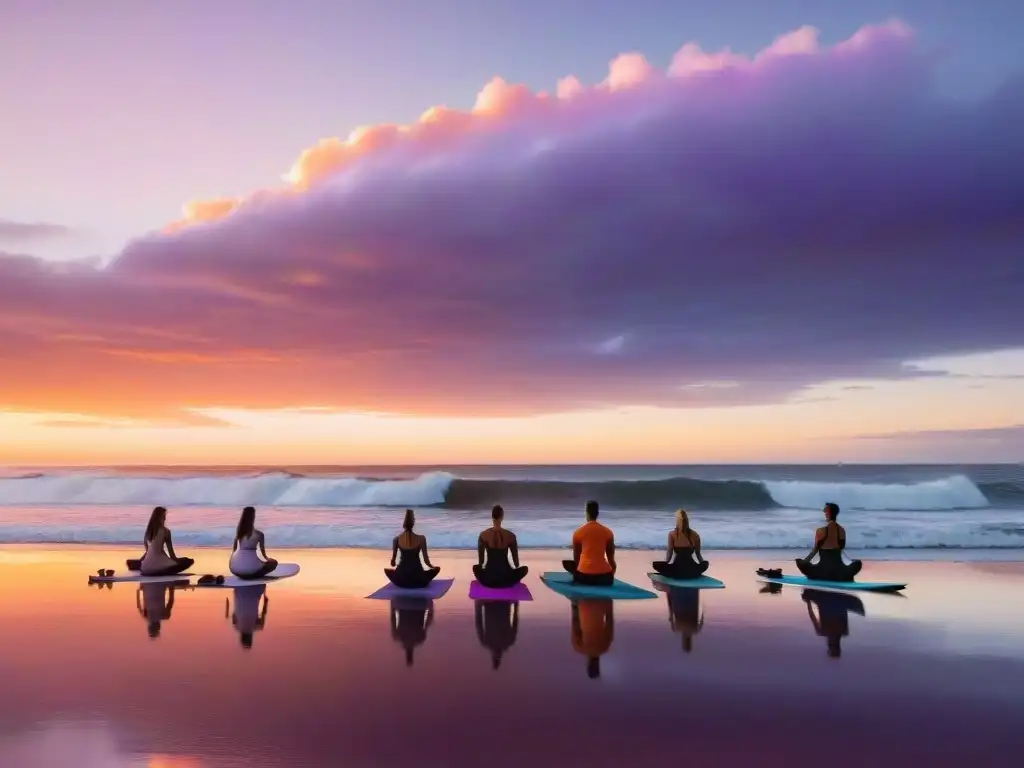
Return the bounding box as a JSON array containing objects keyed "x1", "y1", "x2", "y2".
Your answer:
[
  {"x1": 196, "y1": 563, "x2": 301, "y2": 588},
  {"x1": 88, "y1": 572, "x2": 193, "y2": 584}
]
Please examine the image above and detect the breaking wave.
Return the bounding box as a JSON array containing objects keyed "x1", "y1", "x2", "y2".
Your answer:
[{"x1": 0, "y1": 470, "x2": 1014, "y2": 511}]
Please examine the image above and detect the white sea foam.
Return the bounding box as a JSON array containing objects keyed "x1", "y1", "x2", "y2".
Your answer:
[
  {"x1": 0, "y1": 504, "x2": 1021, "y2": 550},
  {"x1": 763, "y1": 474, "x2": 990, "y2": 511}
]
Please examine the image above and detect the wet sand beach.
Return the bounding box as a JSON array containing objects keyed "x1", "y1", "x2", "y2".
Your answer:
[{"x1": 1, "y1": 546, "x2": 1022, "y2": 767}]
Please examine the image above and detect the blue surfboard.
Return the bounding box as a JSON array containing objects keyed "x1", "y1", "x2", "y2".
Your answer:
[
  {"x1": 757, "y1": 574, "x2": 906, "y2": 593},
  {"x1": 648, "y1": 573, "x2": 725, "y2": 590},
  {"x1": 540, "y1": 572, "x2": 657, "y2": 600}
]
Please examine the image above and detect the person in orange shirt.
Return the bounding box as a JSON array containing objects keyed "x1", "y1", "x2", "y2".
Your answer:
[
  {"x1": 572, "y1": 599, "x2": 614, "y2": 679},
  {"x1": 562, "y1": 500, "x2": 616, "y2": 586}
]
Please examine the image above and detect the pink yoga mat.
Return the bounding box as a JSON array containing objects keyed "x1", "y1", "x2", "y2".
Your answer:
[{"x1": 468, "y1": 581, "x2": 533, "y2": 601}]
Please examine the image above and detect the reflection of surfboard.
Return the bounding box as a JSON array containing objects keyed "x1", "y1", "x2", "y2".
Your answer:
[
  {"x1": 757, "y1": 574, "x2": 905, "y2": 594},
  {"x1": 648, "y1": 573, "x2": 725, "y2": 590},
  {"x1": 196, "y1": 563, "x2": 301, "y2": 588},
  {"x1": 540, "y1": 572, "x2": 656, "y2": 600},
  {"x1": 88, "y1": 573, "x2": 192, "y2": 584}
]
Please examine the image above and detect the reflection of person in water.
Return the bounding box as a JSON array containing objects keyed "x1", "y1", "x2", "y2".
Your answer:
[
  {"x1": 666, "y1": 588, "x2": 704, "y2": 652},
  {"x1": 802, "y1": 588, "x2": 865, "y2": 658},
  {"x1": 136, "y1": 582, "x2": 180, "y2": 638},
  {"x1": 475, "y1": 600, "x2": 519, "y2": 669},
  {"x1": 391, "y1": 598, "x2": 435, "y2": 667},
  {"x1": 227, "y1": 585, "x2": 269, "y2": 649},
  {"x1": 571, "y1": 599, "x2": 614, "y2": 679}
]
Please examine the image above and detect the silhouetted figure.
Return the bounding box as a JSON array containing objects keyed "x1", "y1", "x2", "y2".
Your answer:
[
  {"x1": 571, "y1": 598, "x2": 614, "y2": 679},
  {"x1": 391, "y1": 598, "x2": 434, "y2": 666},
  {"x1": 230, "y1": 506, "x2": 279, "y2": 579},
  {"x1": 803, "y1": 588, "x2": 865, "y2": 658},
  {"x1": 666, "y1": 587, "x2": 704, "y2": 652},
  {"x1": 228, "y1": 585, "x2": 269, "y2": 649},
  {"x1": 474, "y1": 505, "x2": 529, "y2": 588},
  {"x1": 386, "y1": 509, "x2": 441, "y2": 589},
  {"x1": 562, "y1": 501, "x2": 616, "y2": 587},
  {"x1": 652, "y1": 509, "x2": 710, "y2": 580},
  {"x1": 136, "y1": 582, "x2": 181, "y2": 639},
  {"x1": 139, "y1": 506, "x2": 194, "y2": 576},
  {"x1": 796, "y1": 503, "x2": 862, "y2": 582},
  {"x1": 475, "y1": 599, "x2": 520, "y2": 669}
]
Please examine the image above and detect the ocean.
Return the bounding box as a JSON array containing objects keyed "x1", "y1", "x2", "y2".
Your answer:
[{"x1": 0, "y1": 464, "x2": 1022, "y2": 551}]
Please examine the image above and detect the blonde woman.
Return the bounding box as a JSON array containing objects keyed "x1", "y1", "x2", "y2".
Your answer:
[{"x1": 651, "y1": 509, "x2": 710, "y2": 579}]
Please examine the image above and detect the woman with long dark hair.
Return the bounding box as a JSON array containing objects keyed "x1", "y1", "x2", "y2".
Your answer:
[
  {"x1": 385, "y1": 509, "x2": 440, "y2": 589},
  {"x1": 651, "y1": 509, "x2": 710, "y2": 580},
  {"x1": 139, "y1": 506, "x2": 194, "y2": 576},
  {"x1": 229, "y1": 506, "x2": 278, "y2": 579}
]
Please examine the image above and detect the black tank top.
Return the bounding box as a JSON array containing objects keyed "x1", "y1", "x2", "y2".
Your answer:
[
  {"x1": 672, "y1": 546, "x2": 698, "y2": 563},
  {"x1": 482, "y1": 546, "x2": 513, "y2": 574},
  {"x1": 395, "y1": 546, "x2": 424, "y2": 574}
]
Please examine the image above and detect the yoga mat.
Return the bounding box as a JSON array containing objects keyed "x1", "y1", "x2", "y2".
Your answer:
[
  {"x1": 540, "y1": 572, "x2": 656, "y2": 600},
  {"x1": 366, "y1": 578, "x2": 454, "y2": 600},
  {"x1": 648, "y1": 573, "x2": 726, "y2": 590},
  {"x1": 756, "y1": 574, "x2": 906, "y2": 593},
  {"x1": 195, "y1": 563, "x2": 300, "y2": 588},
  {"x1": 88, "y1": 572, "x2": 192, "y2": 584},
  {"x1": 468, "y1": 581, "x2": 533, "y2": 601}
]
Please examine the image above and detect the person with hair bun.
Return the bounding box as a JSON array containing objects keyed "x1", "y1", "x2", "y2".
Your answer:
[
  {"x1": 795, "y1": 503, "x2": 863, "y2": 582},
  {"x1": 385, "y1": 509, "x2": 441, "y2": 589}
]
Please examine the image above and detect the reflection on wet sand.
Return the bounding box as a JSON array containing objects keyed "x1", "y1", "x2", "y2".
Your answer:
[
  {"x1": 571, "y1": 599, "x2": 614, "y2": 679},
  {"x1": 137, "y1": 582, "x2": 188, "y2": 639},
  {"x1": 802, "y1": 588, "x2": 865, "y2": 659},
  {"x1": 391, "y1": 598, "x2": 435, "y2": 666},
  {"x1": 228, "y1": 585, "x2": 269, "y2": 649},
  {"x1": 474, "y1": 600, "x2": 520, "y2": 669},
  {"x1": 665, "y1": 588, "x2": 704, "y2": 652}
]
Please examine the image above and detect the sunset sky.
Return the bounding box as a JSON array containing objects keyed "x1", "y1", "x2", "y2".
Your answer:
[{"x1": 1, "y1": 0, "x2": 1022, "y2": 465}]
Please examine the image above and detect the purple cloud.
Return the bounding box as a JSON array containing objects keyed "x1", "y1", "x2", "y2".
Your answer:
[
  {"x1": 0, "y1": 218, "x2": 74, "y2": 243},
  {"x1": 0, "y1": 20, "x2": 1022, "y2": 421}
]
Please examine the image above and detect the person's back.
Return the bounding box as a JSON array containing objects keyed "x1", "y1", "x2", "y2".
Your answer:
[
  {"x1": 652, "y1": 509, "x2": 710, "y2": 579},
  {"x1": 386, "y1": 509, "x2": 440, "y2": 589},
  {"x1": 562, "y1": 500, "x2": 616, "y2": 586},
  {"x1": 230, "y1": 530, "x2": 261, "y2": 571},
  {"x1": 796, "y1": 503, "x2": 862, "y2": 582},
  {"x1": 474, "y1": 505, "x2": 529, "y2": 588},
  {"x1": 574, "y1": 520, "x2": 613, "y2": 574},
  {"x1": 229, "y1": 507, "x2": 278, "y2": 579},
  {"x1": 140, "y1": 527, "x2": 173, "y2": 573},
  {"x1": 394, "y1": 530, "x2": 426, "y2": 573}
]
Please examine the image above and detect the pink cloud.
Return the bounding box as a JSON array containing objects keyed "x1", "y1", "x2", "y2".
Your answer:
[{"x1": 0, "y1": 20, "x2": 1021, "y2": 423}]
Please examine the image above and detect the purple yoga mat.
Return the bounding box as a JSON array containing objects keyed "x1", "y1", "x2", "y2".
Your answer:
[
  {"x1": 366, "y1": 578, "x2": 454, "y2": 600},
  {"x1": 468, "y1": 581, "x2": 533, "y2": 601}
]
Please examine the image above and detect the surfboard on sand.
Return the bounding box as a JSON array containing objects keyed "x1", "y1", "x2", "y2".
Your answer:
[
  {"x1": 540, "y1": 572, "x2": 656, "y2": 600},
  {"x1": 194, "y1": 563, "x2": 301, "y2": 588},
  {"x1": 756, "y1": 574, "x2": 906, "y2": 593},
  {"x1": 647, "y1": 573, "x2": 726, "y2": 590},
  {"x1": 88, "y1": 572, "x2": 192, "y2": 584}
]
